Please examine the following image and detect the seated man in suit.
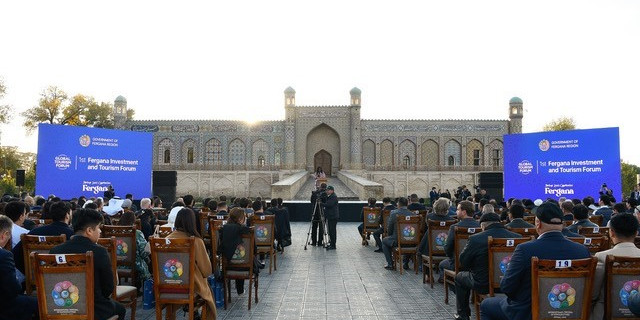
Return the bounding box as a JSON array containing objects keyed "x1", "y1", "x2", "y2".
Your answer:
[
  {"x1": 439, "y1": 200, "x2": 481, "y2": 282},
  {"x1": 454, "y1": 213, "x2": 521, "y2": 320},
  {"x1": 480, "y1": 202, "x2": 591, "y2": 320},
  {"x1": 566, "y1": 204, "x2": 598, "y2": 233},
  {"x1": 590, "y1": 213, "x2": 640, "y2": 320},
  {"x1": 0, "y1": 214, "x2": 38, "y2": 320},
  {"x1": 50, "y1": 208, "x2": 126, "y2": 320},
  {"x1": 382, "y1": 197, "x2": 415, "y2": 270},
  {"x1": 594, "y1": 194, "x2": 614, "y2": 226},
  {"x1": 357, "y1": 198, "x2": 379, "y2": 245},
  {"x1": 13, "y1": 201, "x2": 74, "y2": 274},
  {"x1": 407, "y1": 194, "x2": 426, "y2": 211},
  {"x1": 504, "y1": 204, "x2": 534, "y2": 229},
  {"x1": 372, "y1": 197, "x2": 396, "y2": 253},
  {"x1": 560, "y1": 200, "x2": 574, "y2": 221}
]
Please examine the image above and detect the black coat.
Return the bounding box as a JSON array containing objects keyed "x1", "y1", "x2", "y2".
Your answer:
[
  {"x1": 218, "y1": 223, "x2": 251, "y2": 261},
  {"x1": 49, "y1": 236, "x2": 118, "y2": 320},
  {"x1": 458, "y1": 224, "x2": 522, "y2": 293},
  {"x1": 407, "y1": 203, "x2": 427, "y2": 211},
  {"x1": 12, "y1": 221, "x2": 74, "y2": 274},
  {"x1": 0, "y1": 248, "x2": 24, "y2": 309},
  {"x1": 445, "y1": 218, "x2": 480, "y2": 259},
  {"x1": 504, "y1": 218, "x2": 534, "y2": 229},
  {"x1": 322, "y1": 193, "x2": 339, "y2": 220}
]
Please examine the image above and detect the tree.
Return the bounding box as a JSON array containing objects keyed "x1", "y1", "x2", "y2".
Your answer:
[
  {"x1": 621, "y1": 160, "x2": 640, "y2": 199},
  {"x1": 0, "y1": 78, "x2": 13, "y2": 124},
  {"x1": 542, "y1": 117, "x2": 576, "y2": 131},
  {"x1": 21, "y1": 86, "x2": 134, "y2": 133}
]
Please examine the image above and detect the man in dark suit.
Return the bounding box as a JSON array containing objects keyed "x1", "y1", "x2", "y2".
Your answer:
[
  {"x1": 382, "y1": 197, "x2": 415, "y2": 270},
  {"x1": 322, "y1": 186, "x2": 339, "y2": 250},
  {"x1": 454, "y1": 213, "x2": 521, "y2": 320},
  {"x1": 630, "y1": 184, "x2": 640, "y2": 203},
  {"x1": 407, "y1": 194, "x2": 426, "y2": 211},
  {"x1": 429, "y1": 187, "x2": 439, "y2": 205},
  {"x1": 504, "y1": 204, "x2": 534, "y2": 229},
  {"x1": 594, "y1": 194, "x2": 614, "y2": 226},
  {"x1": 13, "y1": 201, "x2": 74, "y2": 274},
  {"x1": 417, "y1": 198, "x2": 455, "y2": 257},
  {"x1": 0, "y1": 215, "x2": 38, "y2": 320},
  {"x1": 480, "y1": 202, "x2": 591, "y2": 320},
  {"x1": 566, "y1": 204, "x2": 598, "y2": 233},
  {"x1": 439, "y1": 200, "x2": 480, "y2": 282},
  {"x1": 372, "y1": 197, "x2": 395, "y2": 252},
  {"x1": 50, "y1": 208, "x2": 125, "y2": 320}
]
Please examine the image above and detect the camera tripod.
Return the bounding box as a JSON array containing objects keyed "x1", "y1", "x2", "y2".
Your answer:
[{"x1": 304, "y1": 199, "x2": 329, "y2": 250}]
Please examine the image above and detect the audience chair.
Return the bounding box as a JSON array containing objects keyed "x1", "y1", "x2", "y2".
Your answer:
[
  {"x1": 589, "y1": 215, "x2": 604, "y2": 226},
  {"x1": 605, "y1": 255, "x2": 640, "y2": 319},
  {"x1": 382, "y1": 209, "x2": 391, "y2": 238},
  {"x1": 199, "y1": 211, "x2": 212, "y2": 247},
  {"x1": 157, "y1": 225, "x2": 173, "y2": 238},
  {"x1": 362, "y1": 207, "x2": 381, "y2": 246},
  {"x1": 21, "y1": 234, "x2": 66, "y2": 295},
  {"x1": 578, "y1": 226, "x2": 611, "y2": 248},
  {"x1": 523, "y1": 216, "x2": 535, "y2": 224},
  {"x1": 102, "y1": 225, "x2": 138, "y2": 287},
  {"x1": 567, "y1": 237, "x2": 608, "y2": 255},
  {"x1": 222, "y1": 229, "x2": 259, "y2": 310},
  {"x1": 507, "y1": 227, "x2": 538, "y2": 239},
  {"x1": 444, "y1": 226, "x2": 478, "y2": 304},
  {"x1": 149, "y1": 236, "x2": 207, "y2": 320},
  {"x1": 253, "y1": 215, "x2": 277, "y2": 274},
  {"x1": 27, "y1": 218, "x2": 53, "y2": 228},
  {"x1": 531, "y1": 257, "x2": 596, "y2": 320},
  {"x1": 97, "y1": 237, "x2": 137, "y2": 320},
  {"x1": 392, "y1": 215, "x2": 422, "y2": 275},
  {"x1": 31, "y1": 252, "x2": 102, "y2": 320},
  {"x1": 422, "y1": 219, "x2": 457, "y2": 287},
  {"x1": 208, "y1": 218, "x2": 225, "y2": 274},
  {"x1": 563, "y1": 220, "x2": 574, "y2": 227}
]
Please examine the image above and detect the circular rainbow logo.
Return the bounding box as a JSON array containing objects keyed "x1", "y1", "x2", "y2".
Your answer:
[
  {"x1": 499, "y1": 255, "x2": 512, "y2": 274},
  {"x1": 402, "y1": 226, "x2": 416, "y2": 237},
  {"x1": 548, "y1": 283, "x2": 576, "y2": 309},
  {"x1": 367, "y1": 213, "x2": 376, "y2": 221},
  {"x1": 163, "y1": 259, "x2": 184, "y2": 279},
  {"x1": 52, "y1": 281, "x2": 79, "y2": 307},
  {"x1": 435, "y1": 232, "x2": 447, "y2": 246},
  {"x1": 233, "y1": 244, "x2": 246, "y2": 260},
  {"x1": 116, "y1": 239, "x2": 128, "y2": 256},
  {"x1": 256, "y1": 225, "x2": 268, "y2": 239},
  {"x1": 620, "y1": 280, "x2": 640, "y2": 307}
]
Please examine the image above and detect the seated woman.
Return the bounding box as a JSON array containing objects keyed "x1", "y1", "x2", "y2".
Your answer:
[
  {"x1": 219, "y1": 208, "x2": 256, "y2": 294},
  {"x1": 166, "y1": 208, "x2": 216, "y2": 320},
  {"x1": 313, "y1": 166, "x2": 326, "y2": 189},
  {"x1": 117, "y1": 211, "x2": 151, "y2": 282}
]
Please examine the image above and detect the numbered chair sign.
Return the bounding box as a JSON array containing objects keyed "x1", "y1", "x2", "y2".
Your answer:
[
  {"x1": 55, "y1": 254, "x2": 67, "y2": 264},
  {"x1": 583, "y1": 238, "x2": 592, "y2": 245},
  {"x1": 260, "y1": 216, "x2": 265, "y2": 220},
  {"x1": 216, "y1": 215, "x2": 224, "y2": 220},
  {"x1": 38, "y1": 236, "x2": 46, "y2": 243},
  {"x1": 555, "y1": 260, "x2": 572, "y2": 268},
  {"x1": 506, "y1": 239, "x2": 515, "y2": 247},
  {"x1": 39, "y1": 219, "x2": 45, "y2": 224},
  {"x1": 440, "y1": 221, "x2": 446, "y2": 226},
  {"x1": 468, "y1": 228, "x2": 476, "y2": 234},
  {"x1": 405, "y1": 216, "x2": 411, "y2": 221},
  {"x1": 593, "y1": 227, "x2": 600, "y2": 233}
]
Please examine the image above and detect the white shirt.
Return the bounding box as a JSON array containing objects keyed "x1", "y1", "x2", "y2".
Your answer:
[
  {"x1": 166, "y1": 206, "x2": 184, "y2": 228},
  {"x1": 11, "y1": 223, "x2": 28, "y2": 249}
]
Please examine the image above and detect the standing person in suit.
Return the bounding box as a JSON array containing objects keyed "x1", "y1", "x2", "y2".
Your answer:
[
  {"x1": 590, "y1": 213, "x2": 640, "y2": 320},
  {"x1": 630, "y1": 184, "x2": 640, "y2": 202},
  {"x1": 429, "y1": 187, "x2": 439, "y2": 206},
  {"x1": 439, "y1": 200, "x2": 481, "y2": 282},
  {"x1": 167, "y1": 208, "x2": 216, "y2": 320},
  {"x1": 323, "y1": 186, "x2": 339, "y2": 250},
  {"x1": 454, "y1": 213, "x2": 521, "y2": 320},
  {"x1": 480, "y1": 202, "x2": 591, "y2": 320},
  {"x1": 50, "y1": 208, "x2": 126, "y2": 320},
  {"x1": 0, "y1": 214, "x2": 38, "y2": 320},
  {"x1": 103, "y1": 185, "x2": 115, "y2": 201},
  {"x1": 382, "y1": 197, "x2": 415, "y2": 270}
]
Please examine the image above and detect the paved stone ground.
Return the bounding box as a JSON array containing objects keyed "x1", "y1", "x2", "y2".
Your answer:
[{"x1": 132, "y1": 222, "x2": 469, "y2": 320}]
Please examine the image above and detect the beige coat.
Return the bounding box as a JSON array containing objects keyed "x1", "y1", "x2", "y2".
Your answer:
[
  {"x1": 167, "y1": 230, "x2": 217, "y2": 320},
  {"x1": 591, "y1": 242, "x2": 640, "y2": 320}
]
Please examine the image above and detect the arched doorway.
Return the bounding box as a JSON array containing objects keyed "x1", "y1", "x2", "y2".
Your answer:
[{"x1": 314, "y1": 150, "x2": 332, "y2": 176}]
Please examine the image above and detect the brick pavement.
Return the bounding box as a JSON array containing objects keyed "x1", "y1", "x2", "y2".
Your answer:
[{"x1": 132, "y1": 222, "x2": 468, "y2": 320}]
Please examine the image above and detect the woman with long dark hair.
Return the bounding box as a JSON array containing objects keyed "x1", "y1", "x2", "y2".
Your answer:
[
  {"x1": 167, "y1": 208, "x2": 216, "y2": 320},
  {"x1": 219, "y1": 208, "x2": 253, "y2": 294}
]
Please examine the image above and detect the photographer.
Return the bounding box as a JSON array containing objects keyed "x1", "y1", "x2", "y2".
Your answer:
[
  {"x1": 322, "y1": 186, "x2": 339, "y2": 250},
  {"x1": 309, "y1": 183, "x2": 328, "y2": 246}
]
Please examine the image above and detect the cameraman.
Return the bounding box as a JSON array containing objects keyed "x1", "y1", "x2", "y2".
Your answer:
[
  {"x1": 322, "y1": 185, "x2": 339, "y2": 250},
  {"x1": 310, "y1": 183, "x2": 328, "y2": 246}
]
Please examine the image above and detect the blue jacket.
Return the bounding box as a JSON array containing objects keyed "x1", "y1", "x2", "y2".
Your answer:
[
  {"x1": 566, "y1": 219, "x2": 598, "y2": 233},
  {"x1": 445, "y1": 218, "x2": 480, "y2": 259},
  {"x1": 594, "y1": 207, "x2": 613, "y2": 226},
  {"x1": 387, "y1": 207, "x2": 415, "y2": 240},
  {"x1": 0, "y1": 248, "x2": 23, "y2": 310},
  {"x1": 498, "y1": 231, "x2": 591, "y2": 320}
]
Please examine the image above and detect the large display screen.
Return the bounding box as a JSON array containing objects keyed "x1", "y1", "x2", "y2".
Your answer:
[
  {"x1": 504, "y1": 127, "x2": 621, "y2": 201},
  {"x1": 36, "y1": 124, "x2": 152, "y2": 199}
]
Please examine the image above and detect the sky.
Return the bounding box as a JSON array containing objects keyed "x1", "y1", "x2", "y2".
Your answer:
[{"x1": 1, "y1": 0, "x2": 639, "y2": 165}]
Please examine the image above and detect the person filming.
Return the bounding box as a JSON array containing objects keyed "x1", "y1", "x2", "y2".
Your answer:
[
  {"x1": 322, "y1": 185, "x2": 339, "y2": 250},
  {"x1": 309, "y1": 183, "x2": 328, "y2": 246}
]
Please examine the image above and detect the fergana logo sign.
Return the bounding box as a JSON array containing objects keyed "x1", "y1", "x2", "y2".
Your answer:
[
  {"x1": 539, "y1": 139, "x2": 550, "y2": 151},
  {"x1": 79, "y1": 135, "x2": 90, "y2": 147},
  {"x1": 54, "y1": 154, "x2": 71, "y2": 170}
]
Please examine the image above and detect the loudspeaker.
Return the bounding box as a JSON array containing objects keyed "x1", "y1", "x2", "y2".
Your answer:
[
  {"x1": 16, "y1": 170, "x2": 25, "y2": 187},
  {"x1": 153, "y1": 171, "x2": 177, "y2": 207},
  {"x1": 478, "y1": 172, "x2": 503, "y2": 189}
]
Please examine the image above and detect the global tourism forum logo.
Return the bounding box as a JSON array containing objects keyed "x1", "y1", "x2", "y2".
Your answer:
[
  {"x1": 539, "y1": 139, "x2": 550, "y2": 151},
  {"x1": 79, "y1": 134, "x2": 90, "y2": 147}
]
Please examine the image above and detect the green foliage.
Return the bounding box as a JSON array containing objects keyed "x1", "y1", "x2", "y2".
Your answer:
[
  {"x1": 21, "y1": 86, "x2": 132, "y2": 133},
  {"x1": 621, "y1": 160, "x2": 640, "y2": 198},
  {"x1": 0, "y1": 78, "x2": 13, "y2": 124},
  {"x1": 0, "y1": 176, "x2": 16, "y2": 195},
  {"x1": 542, "y1": 117, "x2": 576, "y2": 131}
]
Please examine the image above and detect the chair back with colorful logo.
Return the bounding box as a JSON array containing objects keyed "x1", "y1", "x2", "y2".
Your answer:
[
  {"x1": 531, "y1": 257, "x2": 596, "y2": 320},
  {"x1": 21, "y1": 233, "x2": 67, "y2": 295},
  {"x1": 363, "y1": 207, "x2": 381, "y2": 234},
  {"x1": 427, "y1": 220, "x2": 456, "y2": 255},
  {"x1": 31, "y1": 252, "x2": 94, "y2": 320},
  {"x1": 149, "y1": 236, "x2": 196, "y2": 306},
  {"x1": 396, "y1": 215, "x2": 422, "y2": 248},
  {"x1": 605, "y1": 255, "x2": 640, "y2": 319},
  {"x1": 487, "y1": 236, "x2": 532, "y2": 295}
]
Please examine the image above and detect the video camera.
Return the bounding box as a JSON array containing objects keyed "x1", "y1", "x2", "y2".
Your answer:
[{"x1": 311, "y1": 186, "x2": 328, "y2": 204}]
